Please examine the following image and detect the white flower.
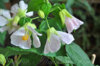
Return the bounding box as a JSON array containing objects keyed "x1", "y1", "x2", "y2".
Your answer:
[
  {"x1": 65, "y1": 16, "x2": 84, "y2": 33},
  {"x1": 59, "y1": 9, "x2": 84, "y2": 33},
  {"x1": 11, "y1": 0, "x2": 33, "y2": 17},
  {"x1": 44, "y1": 27, "x2": 74, "y2": 54},
  {"x1": 0, "y1": 9, "x2": 18, "y2": 34},
  {"x1": 11, "y1": 25, "x2": 42, "y2": 49}
]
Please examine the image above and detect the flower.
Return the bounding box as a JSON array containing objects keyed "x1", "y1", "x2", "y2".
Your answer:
[
  {"x1": 11, "y1": 0, "x2": 33, "y2": 17},
  {"x1": 59, "y1": 9, "x2": 84, "y2": 33},
  {"x1": 0, "y1": 9, "x2": 19, "y2": 34},
  {"x1": 44, "y1": 27, "x2": 74, "y2": 54},
  {"x1": 65, "y1": 16, "x2": 84, "y2": 33},
  {"x1": 11, "y1": 23, "x2": 42, "y2": 49}
]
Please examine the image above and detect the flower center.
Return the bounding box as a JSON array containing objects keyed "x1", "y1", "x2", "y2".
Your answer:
[{"x1": 22, "y1": 34, "x2": 29, "y2": 40}]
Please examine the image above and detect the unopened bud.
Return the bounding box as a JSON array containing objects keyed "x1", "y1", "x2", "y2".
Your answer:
[{"x1": 38, "y1": 10, "x2": 45, "y2": 19}]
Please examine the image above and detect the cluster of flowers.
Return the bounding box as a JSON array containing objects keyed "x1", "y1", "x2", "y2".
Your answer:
[{"x1": 0, "y1": 0, "x2": 83, "y2": 54}]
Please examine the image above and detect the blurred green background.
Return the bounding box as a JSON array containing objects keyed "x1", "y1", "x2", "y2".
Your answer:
[{"x1": 0, "y1": 0, "x2": 100, "y2": 65}]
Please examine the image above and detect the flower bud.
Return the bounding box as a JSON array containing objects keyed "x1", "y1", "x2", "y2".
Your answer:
[
  {"x1": 0, "y1": 54, "x2": 6, "y2": 66},
  {"x1": 38, "y1": 10, "x2": 45, "y2": 19}
]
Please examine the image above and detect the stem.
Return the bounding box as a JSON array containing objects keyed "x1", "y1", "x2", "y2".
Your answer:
[
  {"x1": 50, "y1": 57, "x2": 58, "y2": 66},
  {"x1": 32, "y1": 17, "x2": 39, "y2": 20},
  {"x1": 50, "y1": 7, "x2": 61, "y2": 13},
  {"x1": 45, "y1": 17, "x2": 50, "y2": 29},
  {"x1": 58, "y1": 7, "x2": 61, "y2": 10}
]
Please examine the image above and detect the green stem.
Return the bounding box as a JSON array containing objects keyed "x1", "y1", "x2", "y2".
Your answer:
[
  {"x1": 45, "y1": 17, "x2": 50, "y2": 29},
  {"x1": 50, "y1": 57, "x2": 58, "y2": 66},
  {"x1": 32, "y1": 17, "x2": 39, "y2": 20},
  {"x1": 58, "y1": 7, "x2": 61, "y2": 10}
]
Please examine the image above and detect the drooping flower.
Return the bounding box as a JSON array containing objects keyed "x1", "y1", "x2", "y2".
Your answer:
[
  {"x1": 44, "y1": 27, "x2": 74, "y2": 54},
  {"x1": 11, "y1": 23, "x2": 42, "y2": 49},
  {"x1": 11, "y1": 0, "x2": 33, "y2": 17},
  {"x1": 0, "y1": 9, "x2": 19, "y2": 34},
  {"x1": 65, "y1": 16, "x2": 84, "y2": 33},
  {"x1": 59, "y1": 9, "x2": 84, "y2": 33}
]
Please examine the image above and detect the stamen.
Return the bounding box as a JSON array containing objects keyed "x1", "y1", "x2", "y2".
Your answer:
[{"x1": 22, "y1": 34, "x2": 29, "y2": 40}]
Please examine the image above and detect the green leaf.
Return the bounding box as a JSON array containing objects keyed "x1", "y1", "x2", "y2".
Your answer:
[
  {"x1": 18, "y1": 17, "x2": 31, "y2": 26},
  {"x1": 0, "y1": 54, "x2": 6, "y2": 66},
  {"x1": 28, "y1": 0, "x2": 44, "y2": 11},
  {"x1": 65, "y1": 43, "x2": 93, "y2": 66},
  {"x1": 21, "y1": 53, "x2": 42, "y2": 66},
  {"x1": 0, "y1": 32, "x2": 6, "y2": 46},
  {"x1": 39, "y1": 18, "x2": 62, "y2": 31},
  {"x1": 40, "y1": 2, "x2": 52, "y2": 16},
  {"x1": 55, "y1": 56, "x2": 74, "y2": 64}
]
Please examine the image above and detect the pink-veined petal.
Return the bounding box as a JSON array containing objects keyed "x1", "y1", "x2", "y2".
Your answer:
[
  {"x1": 57, "y1": 31, "x2": 74, "y2": 44},
  {"x1": 44, "y1": 34, "x2": 61, "y2": 54},
  {"x1": 65, "y1": 17, "x2": 75, "y2": 33}
]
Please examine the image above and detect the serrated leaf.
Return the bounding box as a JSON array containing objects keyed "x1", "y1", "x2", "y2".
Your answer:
[{"x1": 65, "y1": 43, "x2": 93, "y2": 66}]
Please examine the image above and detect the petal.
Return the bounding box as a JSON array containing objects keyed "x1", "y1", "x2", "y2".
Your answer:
[
  {"x1": 0, "y1": 26, "x2": 8, "y2": 33},
  {"x1": 11, "y1": 27, "x2": 25, "y2": 36},
  {"x1": 27, "y1": 26, "x2": 42, "y2": 36},
  {"x1": 19, "y1": 38, "x2": 31, "y2": 49},
  {"x1": 11, "y1": 34, "x2": 31, "y2": 49},
  {"x1": 11, "y1": 4, "x2": 19, "y2": 15},
  {"x1": 44, "y1": 34, "x2": 61, "y2": 54},
  {"x1": 73, "y1": 16, "x2": 84, "y2": 26},
  {"x1": 2, "y1": 10, "x2": 11, "y2": 19},
  {"x1": 65, "y1": 17, "x2": 75, "y2": 33},
  {"x1": 44, "y1": 40, "x2": 51, "y2": 54},
  {"x1": 8, "y1": 27, "x2": 17, "y2": 34},
  {"x1": 19, "y1": 0, "x2": 28, "y2": 10},
  {"x1": 57, "y1": 31, "x2": 74, "y2": 44},
  {"x1": 32, "y1": 33, "x2": 41, "y2": 48},
  {"x1": 0, "y1": 9, "x2": 3, "y2": 15},
  {"x1": 26, "y1": 11, "x2": 33, "y2": 17},
  {"x1": 0, "y1": 16, "x2": 8, "y2": 26}
]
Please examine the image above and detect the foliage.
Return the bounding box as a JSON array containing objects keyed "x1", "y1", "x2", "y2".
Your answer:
[{"x1": 0, "y1": 0, "x2": 99, "y2": 66}]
